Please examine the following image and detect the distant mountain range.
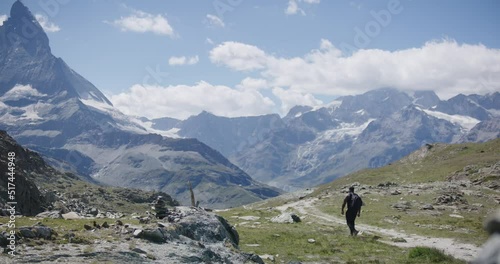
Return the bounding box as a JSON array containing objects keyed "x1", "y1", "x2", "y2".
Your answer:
[
  {"x1": 0, "y1": 1, "x2": 281, "y2": 208},
  {"x1": 146, "y1": 89, "x2": 499, "y2": 191}
]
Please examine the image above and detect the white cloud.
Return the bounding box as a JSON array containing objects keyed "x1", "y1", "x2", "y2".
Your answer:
[
  {"x1": 168, "y1": 55, "x2": 199, "y2": 66},
  {"x1": 272, "y1": 87, "x2": 323, "y2": 114},
  {"x1": 206, "y1": 38, "x2": 215, "y2": 45},
  {"x1": 210, "y1": 41, "x2": 268, "y2": 71},
  {"x1": 209, "y1": 39, "x2": 500, "y2": 100},
  {"x1": 285, "y1": 0, "x2": 303, "y2": 15},
  {"x1": 285, "y1": 0, "x2": 320, "y2": 15},
  {"x1": 110, "y1": 82, "x2": 276, "y2": 120},
  {"x1": 236, "y1": 77, "x2": 268, "y2": 90},
  {"x1": 206, "y1": 14, "x2": 225, "y2": 28},
  {"x1": 0, "y1": 15, "x2": 7, "y2": 26},
  {"x1": 109, "y1": 9, "x2": 174, "y2": 36},
  {"x1": 35, "y1": 14, "x2": 61, "y2": 33}
]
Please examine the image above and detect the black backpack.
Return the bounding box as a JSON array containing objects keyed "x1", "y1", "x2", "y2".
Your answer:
[{"x1": 349, "y1": 193, "x2": 363, "y2": 211}]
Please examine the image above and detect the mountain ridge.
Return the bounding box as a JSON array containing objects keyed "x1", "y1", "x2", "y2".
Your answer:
[{"x1": 0, "y1": 1, "x2": 282, "y2": 208}]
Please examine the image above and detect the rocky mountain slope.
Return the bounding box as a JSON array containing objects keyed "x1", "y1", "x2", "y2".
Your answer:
[
  {"x1": 0, "y1": 129, "x2": 178, "y2": 217},
  {"x1": 0, "y1": 129, "x2": 264, "y2": 263},
  {"x1": 148, "y1": 89, "x2": 500, "y2": 191},
  {"x1": 215, "y1": 138, "x2": 500, "y2": 263},
  {"x1": 0, "y1": 1, "x2": 281, "y2": 208}
]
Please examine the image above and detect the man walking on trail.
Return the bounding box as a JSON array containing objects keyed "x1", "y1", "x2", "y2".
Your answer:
[{"x1": 341, "y1": 186, "x2": 363, "y2": 236}]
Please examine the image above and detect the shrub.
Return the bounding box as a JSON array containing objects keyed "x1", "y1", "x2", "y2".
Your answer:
[{"x1": 408, "y1": 247, "x2": 455, "y2": 263}]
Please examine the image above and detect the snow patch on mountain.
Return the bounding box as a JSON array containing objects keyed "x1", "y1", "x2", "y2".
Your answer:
[
  {"x1": 420, "y1": 108, "x2": 480, "y2": 131},
  {"x1": 1, "y1": 84, "x2": 47, "y2": 101},
  {"x1": 18, "y1": 130, "x2": 61, "y2": 137}
]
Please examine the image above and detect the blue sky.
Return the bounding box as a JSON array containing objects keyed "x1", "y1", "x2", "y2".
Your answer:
[{"x1": 1, "y1": 0, "x2": 499, "y2": 119}]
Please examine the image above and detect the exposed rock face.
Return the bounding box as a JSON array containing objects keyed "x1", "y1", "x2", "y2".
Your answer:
[{"x1": 0, "y1": 131, "x2": 47, "y2": 215}]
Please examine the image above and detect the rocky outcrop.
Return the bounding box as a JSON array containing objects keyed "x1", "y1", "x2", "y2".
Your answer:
[
  {"x1": 0, "y1": 131, "x2": 48, "y2": 216},
  {"x1": 0, "y1": 206, "x2": 263, "y2": 263}
]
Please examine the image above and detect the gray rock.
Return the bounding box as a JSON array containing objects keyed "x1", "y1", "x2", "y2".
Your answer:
[
  {"x1": 84, "y1": 224, "x2": 92, "y2": 231},
  {"x1": 18, "y1": 227, "x2": 37, "y2": 238},
  {"x1": 35, "y1": 211, "x2": 62, "y2": 219},
  {"x1": 89, "y1": 208, "x2": 98, "y2": 216},
  {"x1": 392, "y1": 201, "x2": 411, "y2": 210},
  {"x1": 270, "y1": 213, "x2": 301, "y2": 223},
  {"x1": 62, "y1": 212, "x2": 81, "y2": 220},
  {"x1": 140, "y1": 228, "x2": 165, "y2": 243},
  {"x1": 421, "y1": 204, "x2": 434, "y2": 210},
  {"x1": 32, "y1": 226, "x2": 54, "y2": 239},
  {"x1": 133, "y1": 229, "x2": 143, "y2": 237}
]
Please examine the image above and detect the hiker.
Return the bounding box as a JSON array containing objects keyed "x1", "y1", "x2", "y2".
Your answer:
[{"x1": 341, "y1": 186, "x2": 363, "y2": 236}]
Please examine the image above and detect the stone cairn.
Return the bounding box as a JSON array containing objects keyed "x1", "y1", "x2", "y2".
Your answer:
[{"x1": 152, "y1": 196, "x2": 169, "y2": 219}]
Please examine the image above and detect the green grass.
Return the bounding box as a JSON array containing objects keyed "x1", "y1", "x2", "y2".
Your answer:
[
  {"x1": 408, "y1": 247, "x2": 462, "y2": 263},
  {"x1": 216, "y1": 208, "x2": 465, "y2": 264}
]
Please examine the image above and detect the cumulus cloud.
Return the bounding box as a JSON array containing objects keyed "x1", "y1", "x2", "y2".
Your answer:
[
  {"x1": 108, "y1": 9, "x2": 174, "y2": 36},
  {"x1": 209, "y1": 41, "x2": 268, "y2": 71},
  {"x1": 110, "y1": 82, "x2": 276, "y2": 120},
  {"x1": 0, "y1": 15, "x2": 7, "y2": 26},
  {"x1": 236, "y1": 77, "x2": 268, "y2": 90},
  {"x1": 209, "y1": 39, "x2": 500, "y2": 99},
  {"x1": 285, "y1": 0, "x2": 320, "y2": 15},
  {"x1": 168, "y1": 55, "x2": 199, "y2": 66},
  {"x1": 35, "y1": 14, "x2": 61, "y2": 33},
  {"x1": 272, "y1": 87, "x2": 323, "y2": 114},
  {"x1": 206, "y1": 14, "x2": 225, "y2": 28}
]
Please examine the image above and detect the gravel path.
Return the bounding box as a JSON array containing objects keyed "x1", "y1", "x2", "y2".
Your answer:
[{"x1": 276, "y1": 197, "x2": 480, "y2": 262}]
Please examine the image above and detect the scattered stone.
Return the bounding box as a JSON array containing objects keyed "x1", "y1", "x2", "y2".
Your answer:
[
  {"x1": 392, "y1": 201, "x2": 411, "y2": 210},
  {"x1": 62, "y1": 212, "x2": 81, "y2": 220},
  {"x1": 141, "y1": 217, "x2": 152, "y2": 224},
  {"x1": 270, "y1": 213, "x2": 301, "y2": 224},
  {"x1": 307, "y1": 238, "x2": 316, "y2": 243},
  {"x1": 93, "y1": 221, "x2": 101, "y2": 229},
  {"x1": 421, "y1": 204, "x2": 434, "y2": 210},
  {"x1": 133, "y1": 229, "x2": 143, "y2": 237},
  {"x1": 83, "y1": 224, "x2": 92, "y2": 231},
  {"x1": 89, "y1": 208, "x2": 99, "y2": 216},
  {"x1": 102, "y1": 221, "x2": 109, "y2": 228},
  {"x1": 245, "y1": 244, "x2": 260, "y2": 247},
  {"x1": 391, "y1": 237, "x2": 407, "y2": 243},
  {"x1": 435, "y1": 192, "x2": 468, "y2": 205},
  {"x1": 131, "y1": 247, "x2": 147, "y2": 254},
  {"x1": 140, "y1": 228, "x2": 165, "y2": 243},
  {"x1": 35, "y1": 211, "x2": 62, "y2": 219},
  {"x1": 391, "y1": 190, "x2": 402, "y2": 195},
  {"x1": 18, "y1": 227, "x2": 37, "y2": 238},
  {"x1": 115, "y1": 220, "x2": 123, "y2": 226},
  {"x1": 449, "y1": 214, "x2": 464, "y2": 219},
  {"x1": 378, "y1": 182, "x2": 398, "y2": 187}
]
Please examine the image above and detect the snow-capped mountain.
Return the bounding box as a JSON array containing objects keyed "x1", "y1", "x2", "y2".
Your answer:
[
  {"x1": 151, "y1": 89, "x2": 499, "y2": 191},
  {"x1": 0, "y1": 1, "x2": 281, "y2": 208}
]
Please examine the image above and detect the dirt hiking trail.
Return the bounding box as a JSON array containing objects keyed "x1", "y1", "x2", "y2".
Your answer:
[{"x1": 276, "y1": 197, "x2": 480, "y2": 262}]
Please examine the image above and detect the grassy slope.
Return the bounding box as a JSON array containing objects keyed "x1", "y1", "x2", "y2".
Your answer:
[{"x1": 216, "y1": 139, "x2": 500, "y2": 263}]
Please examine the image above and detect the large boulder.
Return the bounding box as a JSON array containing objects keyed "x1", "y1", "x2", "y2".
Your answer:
[{"x1": 270, "y1": 213, "x2": 301, "y2": 224}]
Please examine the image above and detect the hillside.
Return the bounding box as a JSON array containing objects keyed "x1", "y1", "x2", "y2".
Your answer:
[{"x1": 216, "y1": 139, "x2": 500, "y2": 263}]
